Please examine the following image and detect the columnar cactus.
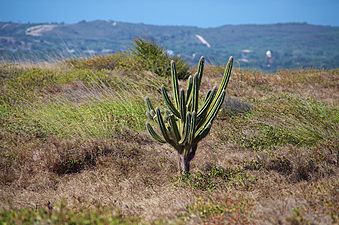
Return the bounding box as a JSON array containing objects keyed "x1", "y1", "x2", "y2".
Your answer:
[{"x1": 145, "y1": 56, "x2": 233, "y2": 174}]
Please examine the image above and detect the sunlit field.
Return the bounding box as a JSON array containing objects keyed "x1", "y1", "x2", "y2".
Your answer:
[{"x1": 1, "y1": 52, "x2": 338, "y2": 224}]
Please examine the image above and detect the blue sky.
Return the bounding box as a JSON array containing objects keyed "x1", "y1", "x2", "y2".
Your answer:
[{"x1": 1, "y1": 0, "x2": 339, "y2": 27}]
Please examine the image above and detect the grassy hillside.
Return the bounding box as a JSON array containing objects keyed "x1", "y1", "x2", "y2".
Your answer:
[
  {"x1": 1, "y1": 21, "x2": 339, "y2": 71},
  {"x1": 0, "y1": 56, "x2": 338, "y2": 224}
]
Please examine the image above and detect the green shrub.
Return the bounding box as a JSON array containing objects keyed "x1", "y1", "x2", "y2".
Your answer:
[{"x1": 132, "y1": 39, "x2": 189, "y2": 79}]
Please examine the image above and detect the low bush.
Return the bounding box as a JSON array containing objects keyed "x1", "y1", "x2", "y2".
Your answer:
[{"x1": 132, "y1": 38, "x2": 189, "y2": 79}]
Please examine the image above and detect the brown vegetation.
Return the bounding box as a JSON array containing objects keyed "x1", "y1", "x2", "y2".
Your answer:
[{"x1": 0, "y1": 61, "x2": 338, "y2": 224}]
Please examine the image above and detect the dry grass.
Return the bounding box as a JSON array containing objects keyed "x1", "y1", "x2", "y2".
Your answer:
[{"x1": 0, "y1": 61, "x2": 338, "y2": 224}]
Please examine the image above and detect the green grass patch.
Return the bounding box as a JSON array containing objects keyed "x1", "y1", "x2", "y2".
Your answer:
[
  {"x1": 285, "y1": 207, "x2": 313, "y2": 225},
  {"x1": 66, "y1": 53, "x2": 135, "y2": 71},
  {"x1": 186, "y1": 197, "x2": 251, "y2": 222},
  {"x1": 1, "y1": 67, "x2": 111, "y2": 107},
  {"x1": 0, "y1": 204, "x2": 140, "y2": 225},
  {"x1": 0, "y1": 64, "x2": 166, "y2": 140},
  {"x1": 230, "y1": 94, "x2": 339, "y2": 150},
  {"x1": 240, "y1": 123, "x2": 322, "y2": 150},
  {"x1": 2, "y1": 66, "x2": 164, "y2": 106},
  {"x1": 187, "y1": 200, "x2": 224, "y2": 219},
  {"x1": 178, "y1": 165, "x2": 256, "y2": 191},
  {"x1": 20, "y1": 98, "x2": 146, "y2": 139},
  {"x1": 8, "y1": 67, "x2": 109, "y2": 88},
  {"x1": 0, "y1": 103, "x2": 10, "y2": 119}
]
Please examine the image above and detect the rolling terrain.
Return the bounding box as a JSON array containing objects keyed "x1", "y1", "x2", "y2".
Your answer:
[
  {"x1": 1, "y1": 20, "x2": 339, "y2": 70},
  {"x1": 0, "y1": 55, "x2": 338, "y2": 224}
]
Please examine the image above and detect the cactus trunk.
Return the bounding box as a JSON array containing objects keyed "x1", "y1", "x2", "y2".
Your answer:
[
  {"x1": 178, "y1": 144, "x2": 197, "y2": 174},
  {"x1": 179, "y1": 155, "x2": 190, "y2": 174}
]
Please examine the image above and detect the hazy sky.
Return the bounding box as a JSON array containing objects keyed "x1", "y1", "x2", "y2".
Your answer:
[{"x1": 1, "y1": 0, "x2": 338, "y2": 27}]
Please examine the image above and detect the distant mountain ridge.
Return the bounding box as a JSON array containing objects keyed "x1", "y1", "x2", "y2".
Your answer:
[{"x1": 1, "y1": 20, "x2": 339, "y2": 70}]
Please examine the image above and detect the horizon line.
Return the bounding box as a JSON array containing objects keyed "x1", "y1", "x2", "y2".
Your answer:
[{"x1": 1, "y1": 19, "x2": 339, "y2": 29}]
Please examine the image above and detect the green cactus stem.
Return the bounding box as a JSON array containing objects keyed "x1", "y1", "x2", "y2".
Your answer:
[{"x1": 145, "y1": 56, "x2": 233, "y2": 174}]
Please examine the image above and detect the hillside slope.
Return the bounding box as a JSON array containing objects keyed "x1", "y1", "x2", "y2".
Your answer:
[{"x1": 1, "y1": 20, "x2": 339, "y2": 70}]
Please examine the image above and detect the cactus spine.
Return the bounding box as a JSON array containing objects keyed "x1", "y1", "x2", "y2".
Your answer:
[{"x1": 145, "y1": 56, "x2": 233, "y2": 174}]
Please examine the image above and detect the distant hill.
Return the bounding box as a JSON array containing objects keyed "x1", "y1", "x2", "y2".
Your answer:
[{"x1": 1, "y1": 20, "x2": 339, "y2": 70}]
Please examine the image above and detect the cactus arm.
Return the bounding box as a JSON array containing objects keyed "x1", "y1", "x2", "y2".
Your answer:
[
  {"x1": 218, "y1": 56, "x2": 233, "y2": 94},
  {"x1": 171, "y1": 60, "x2": 180, "y2": 108},
  {"x1": 179, "y1": 112, "x2": 191, "y2": 145},
  {"x1": 146, "y1": 122, "x2": 166, "y2": 143},
  {"x1": 188, "y1": 112, "x2": 197, "y2": 145},
  {"x1": 145, "y1": 97, "x2": 155, "y2": 117},
  {"x1": 156, "y1": 107, "x2": 173, "y2": 144},
  {"x1": 146, "y1": 111, "x2": 155, "y2": 120},
  {"x1": 192, "y1": 75, "x2": 199, "y2": 113},
  {"x1": 208, "y1": 56, "x2": 233, "y2": 115},
  {"x1": 206, "y1": 91, "x2": 226, "y2": 125},
  {"x1": 186, "y1": 75, "x2": 193, "y2": 103},
  {"x1": 197, "y1": 87, "x2": 217, "y2": 122},
  {"x1": 197, "y1": 91, "x2": 226, "y2": 133},
  {"x1": 179, "y1": 89, "x2": 186, "y2": 122},
  {"x1": 194, "y1": 122, "x2": 212, "y2": 145},
  {"x1": 161, "y1": 86, "x2": 181, "y2": 118},
  {"x1": 186, "y1": 76, "x2": 193, "y2": 108},
  {"x1": 196, "y1": 56, "x2": 205, "y2": 89},
  {"x1": 169, "y1": 115, "x2": 181, "y2": 142},
  {"x1": 187, "y1": 57, "x2": 204, "y2": 108},
  {"x1": 204, "y1": 88, "x2": 213, "y2": 102}
]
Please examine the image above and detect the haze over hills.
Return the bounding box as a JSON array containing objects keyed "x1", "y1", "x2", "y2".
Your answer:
[{"x1": 1, "y1": 20, "x2": 339, "y2": 70}]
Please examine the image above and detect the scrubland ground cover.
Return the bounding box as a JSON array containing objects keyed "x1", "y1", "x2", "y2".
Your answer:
[{"x1": 0, "y1": 56, "x2": 338, "y2": 224}]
